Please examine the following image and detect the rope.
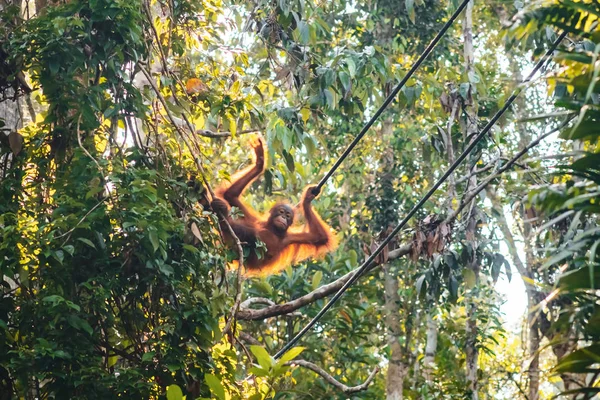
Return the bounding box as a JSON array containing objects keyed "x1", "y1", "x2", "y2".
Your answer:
[
  {"x1": 275, "y1": 30, "x2": 567, "y2": 359},
  {"x1": 314, "y1": 0, "x2": 472, "y2": 194}
]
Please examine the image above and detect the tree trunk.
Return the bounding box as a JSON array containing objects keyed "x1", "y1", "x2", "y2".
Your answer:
[
  {"x1": 384, "y1": 264, "x2": 407, "y2": 400},
  {"x1": 528, "y1": 310, "x2": 540, "y2": 400},
  {"x1": 462, "y1": 2, "x2": 480, "y2": 398},
  {"x1": 0, "y1": 4, "x2": 23, "y2": 179},
  {"x1": 465, "y1": 302, "x2": 478, "y2": 399},
  {"x1": 422, "y1": 312, "x2": 437, "y2": 382}
]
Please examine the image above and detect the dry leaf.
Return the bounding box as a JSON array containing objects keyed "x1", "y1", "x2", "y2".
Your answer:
[
  {"x1": 8, "y1": 131, "x2": 23, "y2": 156},
  {"x1": 191, "y1": 222, "x2": 204, "y2": 245}
]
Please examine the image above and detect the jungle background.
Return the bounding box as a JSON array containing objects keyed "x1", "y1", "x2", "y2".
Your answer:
[{"x1": 0, "y1": 0, "x2": 599, "y2": 399}]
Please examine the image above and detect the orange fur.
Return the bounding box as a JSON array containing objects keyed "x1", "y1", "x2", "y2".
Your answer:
[
  {"x1": 233, "y1": 209, "x2": 338, "y2": 277},
  {"x1": 215, "y1": 165, "x2": 262, "y2": 221},
  {"x1": 214, "y1": 136, "x2": 337, "y2": 277}
]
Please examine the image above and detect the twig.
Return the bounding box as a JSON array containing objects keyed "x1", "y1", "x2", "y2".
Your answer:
[
  {"x1": 196, "y1": 128, "x2": 264, "y2": 138},
  {"x1": 286, "y1": 360, "x2": 379, "y2": 394},
  {"x1": 76, "y1": 116, "x2": 102, "y2": 173},
  {"x1": 234, "y1": 334, "x2": 254, "y2": 365},
  {"x1": 25, "y1": 94, "x2": 36, "y2": 122},
  {"x1": 455, "y1": 156, "x2": 500, "y2": 184},
  {"x1": 56, "y1": 197, "x2": 108, "y2": 245}
]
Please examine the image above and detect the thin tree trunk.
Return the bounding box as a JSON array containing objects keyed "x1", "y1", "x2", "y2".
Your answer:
[
  {"x1": 465, "y1": 302, "x2": 478, "y2": 399},
  {"x1": 0, "y1": 3, "x2": 22, "y2": 179},
  {"x1": 528, "y1": 311, "x2": 540, "y2": 400},
  {"x1": 385, "y1": 264, "x2": 407, "y2": 400},
  {"x1": 422, "y1": 312, "x2": 437, "y2": 383},
  {"x1": 462, "y1": 2, "x2": 480, "y2": 398}
]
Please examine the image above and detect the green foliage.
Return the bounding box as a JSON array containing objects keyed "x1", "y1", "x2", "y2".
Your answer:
[
  {"x1": 517, "y1": 1, "x2": 600, "y2": 396},
  {"x1": 0, "y1": 0, "x2": 233, "y2": 398},
  {"x1": 0, "y1": 0, "x2": 548, "y2": 398}
]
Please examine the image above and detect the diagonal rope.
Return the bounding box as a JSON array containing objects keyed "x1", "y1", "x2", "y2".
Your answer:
[
  {"x1": 314, "y1": 0, "x2": 472, "y2": 193},
  {"x1": 275, "y1": 30, "x2": 567, "y2": 359}
]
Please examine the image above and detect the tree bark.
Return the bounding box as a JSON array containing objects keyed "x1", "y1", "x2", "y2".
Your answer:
[
  {"x1": 384, "y1": 264, "x2": 407, "y2": 400},
  {"x1": 465, "y1": 302, "x2": 479, "y2": 400},
  {"x1": 527, "y1": 312, "x2": 540, "y2": 400},
  {"x1": 422, "y1": 312, "x2": 437, "y2": 383},
  {"x1": 462, "y1": 2, "x2": 479, "y2": 399},
  {"x1": 0, "y1": 4, "x2": 22, "y2": 179}
]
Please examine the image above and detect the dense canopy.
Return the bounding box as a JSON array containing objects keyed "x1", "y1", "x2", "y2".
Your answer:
[{"x1": 0, "y1": 0, "x2": 599, "y2": 399}]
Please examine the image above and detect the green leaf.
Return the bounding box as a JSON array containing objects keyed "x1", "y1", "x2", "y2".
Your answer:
[
  {"x1": 463, "y1": 268, "x2": 476, "y2": 289},
  {"x1": 77, "y1": 237, "x2": 96, "y2": 249},
  {"x1": 277, "y1": 346, "x2": 304, "y2": 364},
  {"x1": 63, "y1": 245, "x2": 75, "y2": 255},
  {"x1": 297, "y1": 21, "x2": 309, "y2": 44},
  {"x1": 311, "y1": 271, "x2": 323, "y2": 290},
  {"x1": 346, "y1": 57, "x2": 356, "y2": 77},
  {"x1": 166, "y1": 384, "x2": 184, "y2": 400},
  {"x1": 339, "y1": 71, "x2": 351, "y2": 92},
  {"x1": 183, "y1": 244, "x2": 199, "y2": 253},
  {"x1": 158, "y1": 264, "x2": 174, "y2": 276},
  {"x1": 468, "y1": 70, "x2": 480, "y2": 84},
  {"x1": 542, "y1": 249, "x2": 575, "y2": 270},
  {"x1": 149, "y1": 230, "x2": 160, "y2": 252},
  {"x1": 405, "y1": 0, "x2": 415, "y2": 23},
  {"x1": 65, "y1": 301, "x2": 81, "y2": 312},
  {"x1": 248, "y1": 366, "x2": 270, "y2": 377},
  {"x1": 142, "y1": 351, "x2": 155, "y2": 362},
  {"x1": 53, "y1": 250, "x2": 65, "y2": 264},
  {"x1": 323, "y1": 89, "x2": 334, "y2": 108},
  {"x1": 49, "y1": 59, "x2": 60, "y2": 75},
  {"x1": 415, "y1": 274, "x2": 427, "y2": 296},
  {"x1": 491, "y1": 253, "x2": 503, "y2": 283},
  {"x1": 349, "y1": 249, "x2": 358, "y2": 267},
  {"x1": 67, "y1": 316, "x2": 93, "y2": 335},
  {"x1": 204, "y1": 374, "x2": 225, "y2": 400},
  {"x1": 555, "y1": 344, "x2": 600, "y2": 373},
  {"x1": 250, "y1": 345, "x2": 273, "y2": 370},
  {"x1": 281, "y1": 128, "x2": 293, "y2": 151},
  {"x1": 43, "y1": 295, "x2": 65, "y2": 305}
]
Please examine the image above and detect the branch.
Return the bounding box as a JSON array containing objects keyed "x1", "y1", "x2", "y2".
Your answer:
[
  {"x1": 237, "y1": 244, "x2": 411, "y2": 321},
  {"x1": 238, "y1": 331, "x2": 261, "y2": 346},
  {"x1": 196, "y1": 128, "x2": 263, "y2": 138},
  {"x1": 165, "y1": 115, "x2": 263, "y2": 138},
  {"x1": 240, "y1": 297, "x2": 276, "y2": 308},
  {"x1": 489, "y1": 190, "x2": 530, "y2": 282},
  {"x1": 445, "y1": 118, "x2": 573, "y2": 224},
  {"x1": 286, "y1": 360, "x2": 379, "y2": 394},
  {"x1": 455, "y1": 156, "x2": 500, "y2": 184},
  {"x1": 56, "y1": 197, "x2": 108, "y2": 245}
]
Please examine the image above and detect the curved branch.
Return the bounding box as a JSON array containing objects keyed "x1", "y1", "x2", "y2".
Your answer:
[
  {"x1": 286, "y1": 360, "x2": 379, "y2": 394},
  {"x1": 240, "y1": 297, "x2": 276, "y2": 309},
  {"x1": 237, "y1": 244, "x2": 411, "y2": 321}
]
